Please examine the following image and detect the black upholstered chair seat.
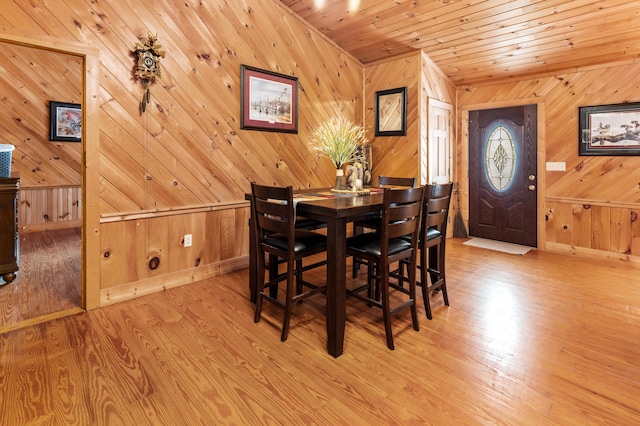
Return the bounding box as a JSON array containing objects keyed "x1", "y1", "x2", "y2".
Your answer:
[
  {"x1": 402, "y1": 227, "x2": 442, "y2": 244},
  {"x1": 353, "y1": 215, "x2": 382, "y2": 229},
  {"x1": 295, "y1": 217, "x2": 326, "y2": 231},
  {"x1": 263, "y1": 230, "x2": 327, "y2": 253},
  {"x1": 347, "y1": 233, "x2": 411, "y2": 257},
  {"x1": 426, "y1": 228, "x2": 442, "y2": 241},
  {"x1": 355, "y1": 216, "x2": 407, "y2": 231}
]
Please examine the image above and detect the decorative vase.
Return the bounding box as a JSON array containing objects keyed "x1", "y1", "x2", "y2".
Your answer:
[{"x1": 334, "y1": 168, "x2": 346, "y2": 191}]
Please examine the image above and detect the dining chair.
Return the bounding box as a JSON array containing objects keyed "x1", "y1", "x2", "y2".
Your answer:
[
  {"x1": 352, "y1": 176, "x2": 417, "y2": 278},
  {"x1": 394, "y1": 182, "x2": 453, "y2": 319},
  {"x1": 377, "y1": 176, "x2": 418, "y2": 188},
  {"x1": 264, "y1": 214, "x2": 327, "y2": 299},
  {"x1": 346, "y1": 186, "x2": 424, "y2": 350},
  {"x1": 251, "y1": 182, "x2": 328, "y2": 342}
]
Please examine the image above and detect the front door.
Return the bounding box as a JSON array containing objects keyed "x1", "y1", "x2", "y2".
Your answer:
[{"x1": 468, "y1": 105, "x2": 537, "y2": 247}]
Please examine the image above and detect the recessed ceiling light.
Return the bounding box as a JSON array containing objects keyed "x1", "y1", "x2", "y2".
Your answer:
[{"x1": 348, "y1": 0, "x2": 361, "y2": 12}]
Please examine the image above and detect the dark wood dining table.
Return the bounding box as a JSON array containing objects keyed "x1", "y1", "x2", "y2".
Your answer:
[{"x1": 247, "y1": 189, "x2": 384, "y2": 358}]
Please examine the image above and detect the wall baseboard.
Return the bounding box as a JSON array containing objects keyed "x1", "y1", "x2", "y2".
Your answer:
[
  {"x1": 99, "y1": 256, "x2": 249, "y2": 307},
  {"x1": 20, "y1": 219, "x2": 82, "y2": 233},
  {"x1": 544, "y1": 242, "x2": 640, "y2": 267}
]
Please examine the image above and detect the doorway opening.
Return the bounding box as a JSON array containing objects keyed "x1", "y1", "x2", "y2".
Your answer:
[{"x1": 0, "y1": 32, "x2": 99, "y2": 333}]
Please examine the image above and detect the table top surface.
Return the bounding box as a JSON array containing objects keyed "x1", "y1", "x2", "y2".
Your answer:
[
  {"x1": 246, "y1": 187, "x2": 386, "y2": 219},
  {"x1": 294, "y1": 190, "x2": 384, "y2": 219}
]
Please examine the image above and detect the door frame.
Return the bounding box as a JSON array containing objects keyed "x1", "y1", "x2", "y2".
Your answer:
[
  {"x1": 0, "y1": 30, "x2": 101, "y2": 314},
  {"x1": 459, "y1": 98, "x2": 546, "y2": 249}
]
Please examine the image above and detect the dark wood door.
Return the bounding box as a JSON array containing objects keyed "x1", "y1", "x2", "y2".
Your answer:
[{"x1": 468, "y1": 105, "x2": 537, "y2": 247}]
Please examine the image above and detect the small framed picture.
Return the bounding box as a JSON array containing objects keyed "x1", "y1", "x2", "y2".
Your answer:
[
  {"x1": 375, "y1": 87, "x2": 407, "y2": 136},
  {"x1": 49, "y1": 101, "x2": 81, "y2": 142},
  {"x1": 240, "y1": 65, "x2": 298, "y2": 133},
  {"x1": 579, "y1": 102, "x2": 640, "y2": 156}
]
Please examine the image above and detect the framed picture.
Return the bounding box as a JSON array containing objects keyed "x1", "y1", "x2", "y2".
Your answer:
[
  {"x1": 49, "y1": 101, "x2": 81, "y2": 142},
  {"x1": 375, "y1": 87, "x2": 407, "y2": 136},
  {"x1": 579, "y1": 102, "x2": 640, "y2": 156},
  {"x1": 240, "y1": 65, "x2": 298, "y2": 133}
]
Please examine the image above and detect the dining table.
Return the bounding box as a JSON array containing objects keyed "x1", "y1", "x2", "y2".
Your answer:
[{"x1": 247, "y1": 188, "x2": 385, "y2": 358}]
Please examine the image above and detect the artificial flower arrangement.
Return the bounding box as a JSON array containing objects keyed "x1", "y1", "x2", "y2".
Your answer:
[{"x1": 311, "y1": 117, "x2": 368, "y2": 191}]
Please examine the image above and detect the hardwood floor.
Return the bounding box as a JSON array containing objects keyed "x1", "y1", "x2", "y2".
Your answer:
[
  {"x1": 0, "y1": 228, "x2": 82, "y2": 331},
  {"x1": 1, "y1": 239, "x2": 639, "y2": 424}
]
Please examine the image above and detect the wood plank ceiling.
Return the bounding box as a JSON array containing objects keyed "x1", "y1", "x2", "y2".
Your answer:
[{"x1": 279, "y1": 0, "x2": 640, "y2": 86}]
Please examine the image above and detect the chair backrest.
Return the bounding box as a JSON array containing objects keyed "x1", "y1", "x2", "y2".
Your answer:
[
  {"x1": 378, "y1": 176, "x2": 417, "y2": 188},
  {"x1": 251, "y1": 182, "x2": 295, "y2": 249},
  {"x1": 422, "y1": 182, "x2": 453, "y2": 237},
  {"x1": 381, "y1": 186, "x2": 424, "y2": 253}
]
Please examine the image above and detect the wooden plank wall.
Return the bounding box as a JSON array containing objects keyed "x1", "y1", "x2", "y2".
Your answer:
[
  {"x1": 0, "y1": 42, "x2": 83, "y2": 231},
  {"x1": 99, "y1": 204, "x2": 249, "y2": 304},
  {"x1": 0, "y1": 42, "x2": 82, "y2": 188},
  {"x1": 88, "y1": 0, "x2": 363, "y2": 212},
  {"x1": 457, "y1": 62, "x2": 640, "y2": 260},
  {"x1": 364, "y1": 54, "x2": 421, "y2": 184},
  {"x1": 18, "y1": 186, "x2": 81, "y2": 232},
  {"x1": 0, "y1": 0, "x2": 365, "y2": 305},
  {"x1": 545, "y1": 199, "x2": 640, "y2": 259},
  {"x1": 364, "y1": 52, "x2": 456, "y2": 186}
]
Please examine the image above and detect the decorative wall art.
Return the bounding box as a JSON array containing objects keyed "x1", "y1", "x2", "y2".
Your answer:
[
  {"x1": 49, "y1": 101, "x2": 81, "y2": 142},
  {"x1": 579, "y1": 102, "x2": 640, "y2": 156},
  {"x1": 375, "y1": 86, "x2": 407, "y2": 136},
  {"x1": 240, "y1": 65, "x2": 298, "y2": 133},
  {"x1": 133, "y1": 32, "x2": 166, "y2": 113}
]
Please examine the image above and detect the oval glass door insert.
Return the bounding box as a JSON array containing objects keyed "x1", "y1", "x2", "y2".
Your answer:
[{"x1": 485, "y1": 125, "x2": 516, "y2": 191}]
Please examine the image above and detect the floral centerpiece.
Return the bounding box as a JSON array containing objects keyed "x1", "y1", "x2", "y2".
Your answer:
[{"x1": 311, "y1": 117, "x2": 368, "y2": 191}]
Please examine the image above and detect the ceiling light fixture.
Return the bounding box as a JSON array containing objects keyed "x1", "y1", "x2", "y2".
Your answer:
[
  {"x1": 348, "y1": 0, "x2": 361, "y2": 12},
  {"x1": 313, "y1": 0, "x2": 359, "y2": 11}
]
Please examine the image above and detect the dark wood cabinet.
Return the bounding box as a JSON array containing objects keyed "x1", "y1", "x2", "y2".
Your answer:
[{"x1": 0, "y1": 174, "x2": 19, "y2": 285}]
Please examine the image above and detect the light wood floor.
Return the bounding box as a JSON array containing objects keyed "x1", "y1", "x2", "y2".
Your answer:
[
  {"x1": 0, "y1": 228, "x2": 82, "y2": 331},
  {"x1": 1, "y1": 239, "x2": 639, "y2": 425}
]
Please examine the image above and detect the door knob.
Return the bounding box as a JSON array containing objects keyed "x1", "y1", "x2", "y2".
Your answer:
[
  {"x1": 529, "y1": 174, "x2": 536, "y2": 181},
  {"x1": 528, "y1": 184, "x2": 536, "y2": 191}
]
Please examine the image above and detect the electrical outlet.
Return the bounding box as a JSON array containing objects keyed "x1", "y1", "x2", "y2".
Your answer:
[
  {"x1": 546, "y1": 161, "x2": 566, "y2": 171},
  {"x1": 183, "y1": 234, "x2": 192, "y2": 247}
]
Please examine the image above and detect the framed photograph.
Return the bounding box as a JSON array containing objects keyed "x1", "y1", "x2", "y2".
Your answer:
[
  {"x1": 579, "y1": 102, "x2": 640, "y2": 156},
  {"x1": 375, "y1": 87, "x2": 407, "y2": 136},
  {"x1": 49, "y1": 101, "x2": 81, "y2": 142},
  {"x1": 240, "y1": 65, "x2": 298, "y2": 133}
]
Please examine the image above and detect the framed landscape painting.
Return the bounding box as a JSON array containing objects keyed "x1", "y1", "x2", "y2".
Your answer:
[
  {"x1": 579, "y1": 102, "x2": 640, "y2": 156},
  {"x1": 240, "y1": 65, "x2": 298, "y2": 133}
]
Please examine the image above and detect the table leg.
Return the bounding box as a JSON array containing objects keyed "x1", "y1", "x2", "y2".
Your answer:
[{"x1": 325, "y1": 217, "x2": 347, "y2": 357}]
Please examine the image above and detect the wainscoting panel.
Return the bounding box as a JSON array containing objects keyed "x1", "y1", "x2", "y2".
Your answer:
[
  {"x1": 19, "y1": 186, "x2": 81, "y2": 232},
  {"x1": 99, "y1": 203, "x2": 250, "y2": 304},
  {"x1": 545, "y1": 200, "x2": 639, "y2": 259}
]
